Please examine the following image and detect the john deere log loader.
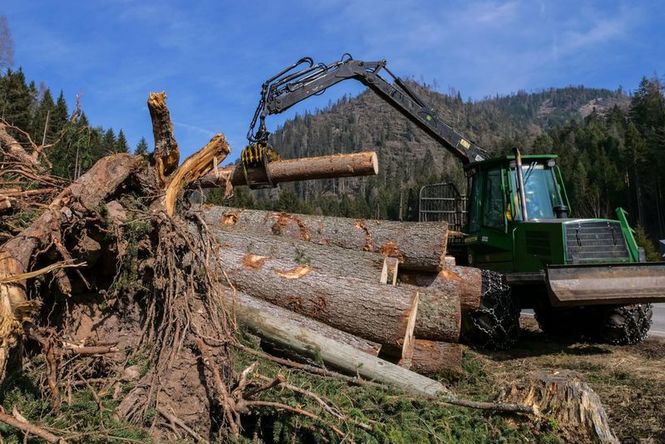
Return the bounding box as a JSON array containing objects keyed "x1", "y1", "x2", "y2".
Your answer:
[{"x1": 241, "y1": 54, "x2": 665, "y2": 345}]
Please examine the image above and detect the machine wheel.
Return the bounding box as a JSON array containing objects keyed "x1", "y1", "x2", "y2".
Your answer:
[
  {"x1": 462, "y1": 270, "x2": 520, "y2": 349},
  {"x1": 533, "y1": 305, "x2": 587, "y2": 340},
  {"x1": 587, "y1": 304, "x2": 653, "y2": 345}
]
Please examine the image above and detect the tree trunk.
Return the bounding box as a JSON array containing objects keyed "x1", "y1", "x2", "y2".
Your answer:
[
  {"x1": 400, "y1": 340, "x2": 463, "y2": 376},
  {"x1": 203, "y1": 206, "x2": 448, "y2": 272},
  {"x1": 499, "y1": 369, "x2": 619, "y2": 443},
  {"x1": 231, "y1": 292, "x2": 381, "y2": 356},
  {"x1": 228, "y1": 285, "x2": 449, "y2": 398},
  {"x1": 209, "y1": 226, "x2": 461, "y2": 343},
  {"x1": 213, "y1": 242, "x2": 419, "y2": 353},
  {"x1": 147, "y1": 92, "x2": 179, "y2": 182},
  {"x1": 195, "y1": 151, "x2": 379, "y2": 188}
]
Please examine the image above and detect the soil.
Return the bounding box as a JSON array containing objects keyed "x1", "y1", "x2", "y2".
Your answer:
[{"x1": 471, "y1": 315, "x2": 665, "y2": 443}]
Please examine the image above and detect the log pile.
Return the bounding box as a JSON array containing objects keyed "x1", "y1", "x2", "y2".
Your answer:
[
  {"x1": 198, "y1": 205, "x2": 520, "y2": 376},
  {"x1": 0, "y1": 91, "x2": 540, "y2": 442}
]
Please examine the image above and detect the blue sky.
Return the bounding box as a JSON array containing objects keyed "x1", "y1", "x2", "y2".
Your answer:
[{"x1": 3, "y1": 0, "x2": 664, "y2": 160}]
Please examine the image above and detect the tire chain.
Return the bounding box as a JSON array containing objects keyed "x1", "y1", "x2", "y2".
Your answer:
[
  {"x1": 463, "y1": 270, "x2": 521, "y2": 349},
  {"x1": 594, "y1": 303, "x2": 653, "y2": 345}
]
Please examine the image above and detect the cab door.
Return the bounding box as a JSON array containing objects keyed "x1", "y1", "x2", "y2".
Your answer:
[{"x1": 466, "y1": 167, "x2": 514, "y2": 271}]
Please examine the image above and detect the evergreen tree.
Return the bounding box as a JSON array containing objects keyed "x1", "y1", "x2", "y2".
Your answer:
[
  {"x1": 101, "y1": 128, "x2": 116, "y2": 154},
  {"x1": 0, "y1": 69, "x2": 33, "y2": 130},
  {"x1": 115, "y1": 129, "x2": 129, "y2": 153},
  {"x1": 51, "y1": 90, "x2": 69, "y2": 137},
  {"x1": 135, "y1": 137, "x2": 149, "y2": 155},
  {"x1": 30, "y1": 88, "x2": 54, "y2": 144}
]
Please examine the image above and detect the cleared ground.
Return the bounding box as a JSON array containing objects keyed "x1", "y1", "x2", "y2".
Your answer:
[
  {"x1": 472, "y1": 316, "x2": 665, "y2": 443},
  {"x1": 651, "y1": 303, "x2": 665, "y2": 336}
]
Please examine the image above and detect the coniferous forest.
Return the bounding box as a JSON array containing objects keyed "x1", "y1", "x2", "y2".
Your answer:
[
  {"x1": 216, "y1": 79, "x2": 664, "y2": 256},
  {"x1": 1, "y1": 35, "x2": 663, "y2": 252}
]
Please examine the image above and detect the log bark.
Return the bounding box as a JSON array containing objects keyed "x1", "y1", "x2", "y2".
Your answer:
[
  {"x1": 401, "y1": 266, "x2": 483, "y2": 313},
  {"x1": 194, "y1": 151, "x2": 379, "y2": 188},
  {"x1": 228, "y1": 286, "x2": 449, "y2": 398},
  {"x1": 400, "y1": 340, "x2": 463, "y2": 376},
  {"x1": 213, "y1": 242, "x2": 419, "y2": 354},
  {"x1": 232, "y1": 292, "x2": 381, "y2": 356},
  {"x1": 0, "y1": 154, "x2": 144, "y2": 377},
  {"x1": 203, "y1": 206, "x2": 448, "y2": 272},
  {"x1": 209, "y1": 226, "x2": 460, "y2": 343}
]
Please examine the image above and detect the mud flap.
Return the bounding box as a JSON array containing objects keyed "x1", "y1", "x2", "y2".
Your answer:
[{"x1": 546, "y1": 263, "x2": 665, "y2": 307}]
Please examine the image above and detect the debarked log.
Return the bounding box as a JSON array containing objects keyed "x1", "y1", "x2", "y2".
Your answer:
[
  {"x1": 209, "y1": 227, "x2": 460, "y2": 343},
  {"x1": 194, "y1": 151, "x2": 379, "y2": 188},
  {"x1": 231, "y1": 292, "x2": 381, "y2": 356},
  {"x1": 203, "y1": 205, "x2": 448, "y2": 272},
  {"x1": 226, "y1": 286, "x2": 449, "y2": 398}
]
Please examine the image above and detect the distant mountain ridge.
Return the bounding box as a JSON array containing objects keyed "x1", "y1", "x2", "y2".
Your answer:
[{"x1": 267, "y1": 83, "x2": 629, "y2": 198}]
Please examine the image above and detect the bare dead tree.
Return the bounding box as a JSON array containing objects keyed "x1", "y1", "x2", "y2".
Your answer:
[{"x1": 0, "y1": 16, "x2": 14, "y2": 69}]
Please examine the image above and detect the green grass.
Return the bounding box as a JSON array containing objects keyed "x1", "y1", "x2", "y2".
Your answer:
[
  {"x1": 229, "y1": 341, "x2": 563, "y2": 444},
  {"x1": 0, "y1": 366, "x2": 149, "y2": 443}
]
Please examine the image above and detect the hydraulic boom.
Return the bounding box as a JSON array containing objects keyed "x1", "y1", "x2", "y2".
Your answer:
[{"x1": 245, "y1": 54, "x2": 486, "y2": 177}]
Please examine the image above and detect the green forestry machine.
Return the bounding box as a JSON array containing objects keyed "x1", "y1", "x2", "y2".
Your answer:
[{"x1": 242, "y1": 54, "x2": 665, "y2": 345}]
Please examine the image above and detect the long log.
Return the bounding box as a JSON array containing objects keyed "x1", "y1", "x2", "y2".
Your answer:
[
  {"x1": 213, "y1": 242, "x2": 419, "y2": 355},
  {"x1": 400, "y1": 340, "x2": 463, "y2": 376},
  {"x1": 209, "y1": 227, "x2": 460, "y2": 342},
  {"x1": 203, "y1": 206, "x2": 448, "y2": 272},
  {"x1": 227, "y1": 287, "x2": 449, "y2": 398},
  {"x1": 194, "y1": 151, "x2": 379, "y2": 188},
  {"x1": 232, "y1": 292, "x2": 381, "y2": 356}
]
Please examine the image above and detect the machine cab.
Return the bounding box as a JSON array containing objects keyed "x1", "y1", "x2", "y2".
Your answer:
[
  {"x1": 466, "y1": 154, "x2": 569, "y2": 231},
  {"x1": 463, "y1": 154, "x2": 570, "y2": 271}
]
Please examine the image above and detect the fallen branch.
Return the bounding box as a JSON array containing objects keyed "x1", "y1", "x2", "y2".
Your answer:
[
  {"x1": 157, "y1": 406, "x2": 209, "y2": 443},
  {"x1": 0, "y1": 409, "x2": 66, "y2": 443},
  {"x1": 0, "y1": 260, "x2": 85, "y2": 284},
  {"x1": 163, "y1": 134, "x2": 230, "y2": 216}
]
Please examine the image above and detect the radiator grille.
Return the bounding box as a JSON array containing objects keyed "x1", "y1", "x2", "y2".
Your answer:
[{"x1": 565, "y1": 221, "x2": 629, "y2": 264}]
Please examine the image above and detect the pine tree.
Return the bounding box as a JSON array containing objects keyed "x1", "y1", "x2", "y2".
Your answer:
[
  {"x1": 51, "y1": 90, "x2": 69, "y2": 137},
  {"x1": 31, "y1": 88, "x2": 55, "y2": 144},
  {"x1": 0, "y1": 69, "x2": 33, "y2": 130},
  {"x1": 115, "y1": 129, "x2": 129, "y2": 153},
  {"x1": 101, "y1": 128, "x2": 116, "y2": 154},
  {"x1": 135, "y1": 137, "x2": 149, "y2": 155}
]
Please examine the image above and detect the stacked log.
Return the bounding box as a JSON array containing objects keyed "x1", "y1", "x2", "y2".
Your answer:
[
  {"x1": 203, "y1": 206, "x2": 449, "y2": 271},
  {"x1": 202, "y1": 206, "x2": 493, "y2": 376}
]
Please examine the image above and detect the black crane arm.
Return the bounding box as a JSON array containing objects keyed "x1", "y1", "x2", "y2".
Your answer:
[{"x1": 247, "y1": 55, "x2": 487, "y2": 164}]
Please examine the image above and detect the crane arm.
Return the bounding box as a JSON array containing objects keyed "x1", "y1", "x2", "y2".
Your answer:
[{"x1": 248, "y1": 55, "x2": 487, "y2": 164}]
